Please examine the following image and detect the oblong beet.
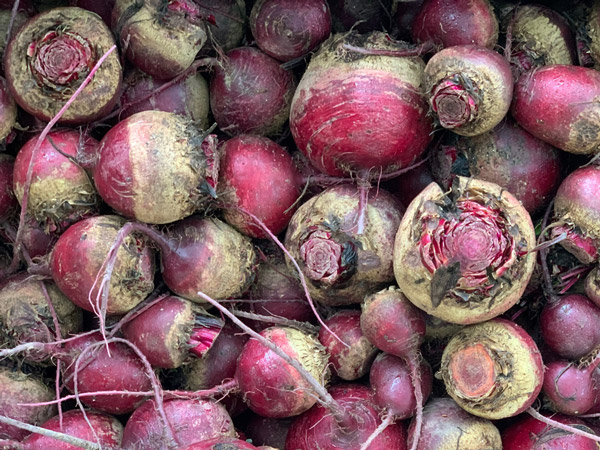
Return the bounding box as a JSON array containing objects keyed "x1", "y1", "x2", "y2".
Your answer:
[
  {"x1": 290, "y1": 31, "x2": 432, "y2": 177},
  {"x1": 5, "y1": 7, "x2": 122, "y2": 124},
  {"x1": 512, "y1": 64, "x2": 600, "y2": 154}
]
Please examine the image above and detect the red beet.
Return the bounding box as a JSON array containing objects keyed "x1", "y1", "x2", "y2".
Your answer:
[
  {"x1": 243, "y1": 415, "x2": 291, "y2": 449},
  {"x1": 540, "y1": 294, "x2": 600, "y2": 360},
  {"x1": 119, "y1": 69, "x2": 210, "y2": 127},
  {"x1": 23, "y1": 409, "x2": 123, "y2": 450},
  {"x1": 50, "y1": 215, "x2": 155, "y2": 315},
  {"x1": 440, "y1": 318, "x2": 544, "y2": 419},
  {"x1": 502, "y1": 413, "x2": 599, "y2": 450},
  {"x1": 5, "y1": 6, "x2": 121, "y2": 124},
  {"x1": 218, "y1": 135, "x2": 302, "y2": 238},
  {"x1": 318, "y1": 309, "x2": 378, "y2": 381},
  {"x1": 0, "y1": 366, "x2": 56, "y2": 441},
  {"x1": 512, "y1": 64, "x2": 600, "y2": 154},
  {"x1": 234, "y1": 326, "x2": 329, "y2": 418},
  {"x1": 290, "y1": 31, "x2": 432, "y2": 177},
  {"x1": 180, "y1": 438, "x2": 259, "y2": 450},
  {"x1": 19, "y1": 216, "x2": 57, "y2": 258},
  {"x1": 407, "y1": 397, "x2": 501, "y2": 449},
  {"x1": 370, "y1": 352, "x2": 433, "y2": 420},
  {"x1": 62, "y1": 332, "x2": 153, "y2": 414},
  {"x1": 112, "y1": 0, "x2": 208, "y2": 80},
  {"x1": 92, "y1": 111, "x2": 216, "y2": 225},
  {"x1": 431, "y1": 118, "x2": 562, "y2": 214},
  {"x1": 424, "y1": 45, "x2": 513, "y2": 136},
  {"x1": 412, "y1": 0, "x2": 499, "y2": 48},
  {"x1": 285, "y1": 384, "x2": 407, "y2": 450},
  {"x1": 13, "y1": 129, "x2": 99, "y2": 232},
  {"x1": 250, "y1": 0, "x2": 331, "y2": 62},
  {"x1": 0, "y1": 154, "x2": 16, "y2": 220},
  {"x1": 198, "y1": 0, "x2": 246, "y2": 54},
  {"x1": 210, "y1": 47, "x2": 296, "y2": 137},
  {"x1": 122, "y1": 295, "x2": 223, "y2": 369},
  {"x1": 121, "y1": 398, "x2": 236, "y2": 450}
]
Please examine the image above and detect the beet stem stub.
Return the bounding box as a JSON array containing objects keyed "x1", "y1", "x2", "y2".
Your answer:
[
  {"x1": 448, "y1": 343, "x2": 497, "y2": 399},
  {"x1": 431, "y1": 76, "x2": 479, "y2": 129}
]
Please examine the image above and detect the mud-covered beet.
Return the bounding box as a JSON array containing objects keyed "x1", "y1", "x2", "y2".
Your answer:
[
  {"x1": 50, "y1": 215, "x2": 155, "y2": 315},
  {"x1": 210, "y1": 47, "x2": 296, "y2": 137},
  {"x1": 394, "y1": 177, "x2": 536, "y2": 324},
  {"x1": 290, "y1": 31, "x2": 432, "y2": 177},
  {"x1": 431, "y1": 118, "x2": 562, "y2": 215},
  {"x1": 440, "y1": 318, "x2": 544, "y2": 419},
  {"x1": 5, "y1": 6, "x2": 121, "y2": 124},
  {"x1": 284, "y1": 184, "x2": 404, "y2": 306}
]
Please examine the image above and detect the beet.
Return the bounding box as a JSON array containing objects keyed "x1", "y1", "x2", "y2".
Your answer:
[
  {"x1": 5, "y1": 6, "x2": 121, "y2": 124},
  {"x1": 210, "y1": 47, "x2": 296, "y2": 137},
  {"x1": 585, "y1": 266, "x2": 600, "y2": 307},
  {"x1": 250, "y1": 0, "x2": 331, "y2": 62},
  {"x1": 198, "y1": 0, "x2": 246, "y2": 54},
  {"x1": 431, "y1": 118, "x2": 562, "y2": 215},
  {"x1": 0, "y1": 154, "x2": 16, "y2": 220},
  {"x1": 540, "y1": 294, "x2": 600, "y2": 360},
  {"x1": 440, "y1": 318, "x2": 544, "y2": 419},
  {"x1": 23, "y1": 409, "x2": 123, "y2": 450},
  {"x1": 318, "y1": 309, "x2": 378, "y2": 381},
  {"x1": 424, "y1": 44, "x2": 513, "y2": 136},
  {"x1": 285, "y1": 384, "x2": 407, "y2": 450},
  {"x1": 119, "y1": 69, "x2": 210, "y2": 127},
  {"x1": 122, "y1": 398, "x2": 235, "y2": 450},
  {"x1": 502, "y1": 413, "x2": 600, "y2": 450},
  {"x1": 0, "y1": 367, "x2": 56, "y2": 441},
  {"x1": 394, "y1": 177, "x2": 536, "y2": 324},
  {"x1": 50, "y1": 215, "x2": 155, "y2": 315},
  {"x1": 0, "y1": 274, "x2": 82, "y2": 362},
  {"x1": 412, "y1": 0, "x2": 499, "y2": 49},
  {"x1": 112, "y1": 0, "x2": 208, "y2": 80},
  {"x1": 122, "y1": 295, "x2": 223, "y2": 369},
  {"x1": 242, "y1": 415, "x2": 291, "y2": 449},
  {"x1": 407, "y1": 397, "x2": 501, "y2": 449},
  {"x1": 93, "y1": 111, "x2": 216, "y2": 225},
  {"x1": 284, "y1": 184, "x2": 403, "y2": 306},
  {"x1": 13, "y1": 129, "x2": 99, "y2": 232},
  {"x1": 218, "y1": 135, "x2": 302, "y2": 238},
  {"x1": 62, "y1": 332, "x2": 153, "y2": 414},
  {"x1": 235, "y1": 326, "x2": 329, "y2": 418},
  {"x1": 290, "y1": 31, "x2": 432, "y2": 177},
  {"x1": 0, "y1": 77, "x2": 16, "y2": 142},
  {"x1": 512, "y1": 64, "x2": 600, "y2": 154}
]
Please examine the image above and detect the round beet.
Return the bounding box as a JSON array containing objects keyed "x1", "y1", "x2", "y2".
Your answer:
[
  {"x1": 431, "y1": 118, "x2": 562, "y2": 215},
  {"x1": 318, "y1": 309, "x2": 378, "y2": 381},
  {"x1": 0, "y1": 367, "x2": 56, "y2": 441},
  {"x1": 408, "y1": 397, "x2": 501, "y2": 450},
  {"x1": 112, "y1": 0, "x2": 207, "y2": 80},
  {"x1": 440, "y1": 318, "x2": 544, "y2": 419},
  {"x1": 290, "y1": 31, "x2": 432, "y2": 177},
  {"x1": 210, "y1": 47, "x2": 296, "y2": 137},
  {"x1": 50, "y1": 215, "x2": 155, "y2": 315},
  {"x1": 394, "y1": 177, "x2": 536, "y2": 324},
  {"x1": 0, "y1": 154, "x2": 16, "y2": 220},
  {"x1": 122, "y1": 295, "x2": 223, "y2": 369},
  {"x1": 122, "y1": 398, "x2": 235, "y2": 450},
  {"x1": 13, "y1": 129, "x2": 99, "y2": 232},
  {"x1": 23, "y1": 409, "x2": 123, "y2": 450},
  {"x1": 424, "y1": 45, "x2": 513, "y2": 136},
  {"x1": 284, "y1": 184, "x2": 404, "y2": 306},
  {"x1": 62, "y1": 332, "x2": 153, "y2": 414},
  {"x1": 512, "y1": 64, "x2": 600, "y2": 154},
  {"x1": 370, "y1": 352, "x2": 433, "y2": 420},
  {"x1": 412, "y1": 0, "x2": 498, "y2": 49},
  {"x1": 93, "y1": 111, "x2": 216, "y2": 225},
  {"x1": 285, "y1": 384, "x2": 407, "y2": 450},
  {"x1": 0, "y1": 274, "x2": 82, "y2": 362},
  {"x1": 235, "y1": 326, "x2": 329, "y2": 418},
  {"x1": 198, "y1": 0, "x2": 246, "y2": 54},
  {"x1": 250, "y1": 0, "x2": 331, "y2": 62},
  {"x1": 5, "y1": 6, "x2": 121, "y2": 124},
  {"x1": 218, "y1": 135, "x2": 302, "y2": 238},
  {"x1": 119, "y1": 69, "x2": 210, "y2": 127}
]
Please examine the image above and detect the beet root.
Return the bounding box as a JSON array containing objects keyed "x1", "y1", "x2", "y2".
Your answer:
[
  {"x1": 440, "y1": 318, "x2": 544, "y2": 419},
  {"x1": 50, "y1": 215, "x2": 155, "y2": 315},
  {"x1": 235, "y1": 326, "x2": 330, "y2": 418},
  {"x1": 394, "y1": 177, "x2": 536, "y2": 324}
]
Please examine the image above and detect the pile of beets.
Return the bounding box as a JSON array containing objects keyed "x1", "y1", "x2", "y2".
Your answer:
[{"x1": 3, "y1": 0, "x2": 600, "y2": 448}]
